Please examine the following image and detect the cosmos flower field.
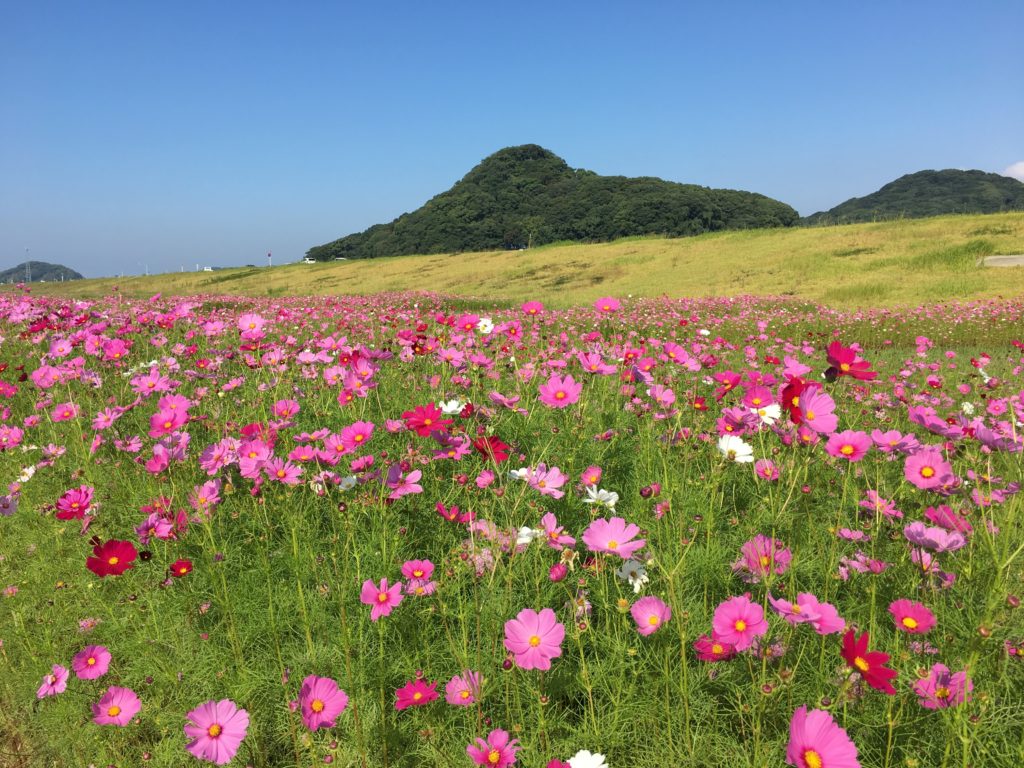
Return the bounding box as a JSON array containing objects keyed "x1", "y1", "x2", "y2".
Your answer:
[{"x1": 1, "y1": 290, "x2": 1023, "y2": 768}]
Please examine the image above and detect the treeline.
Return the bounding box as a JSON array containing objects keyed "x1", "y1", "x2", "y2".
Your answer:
[
  {"x1": 307, "y1": 145, "x2": 799, "y2": 260},
  {"x1": 803, "y1": 169, "x2": 1024, "y2": 225}
]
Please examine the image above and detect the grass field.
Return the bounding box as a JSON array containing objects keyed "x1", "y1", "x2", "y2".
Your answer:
[{"x1": 14, "y1": 212, "x2": 1024, "y2": 306}]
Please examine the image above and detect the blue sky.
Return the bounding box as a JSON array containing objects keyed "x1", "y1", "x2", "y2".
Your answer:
[{"x1": 2, "y1": 1, "x2": 1021, "y2": 277}]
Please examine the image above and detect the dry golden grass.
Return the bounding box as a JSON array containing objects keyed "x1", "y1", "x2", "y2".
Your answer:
[{"x1": 15, "y1": 212, "x2": 1024, "y2": 307}]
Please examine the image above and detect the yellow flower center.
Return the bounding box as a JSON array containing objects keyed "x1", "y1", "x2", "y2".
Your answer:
[
  {"x1": 555, "y1": 391, "x2": 566, "y2": 399},
  {"x1": 460, "y1": 690, "x2": 471, "y2": 699},
  {"x1": 935, "y1": 686, "x2": 951, "y2": 699},
  {"x1": 711, "y1": 643, "x2": 723, "y2": 655},
  {"x1": 208, "y1": 723, "x2": 222, "y2": 737},
  {"x1": 921, "y1": 466, "x2": 935, "y2": 478},
  {"x1": 648, "y1": 615, "x2": 660, "y2": 626},
  {"x1": 377, "y1": 592, "x2": 389, "y2": 603},
  {"x1": 840, "y1": 363, "x2": 851, "y2": 372},
  {"x1": 107, "y1": 705, "x2": 121, "y2": 717},
  {"x1": 791, "y1": 604, "x2": 801, "y2": 614},
  {"x1": 354, "y1": 434, "x2": 363, "y2": 442},
  {"x1": 529, "y1": 635, "x2": 541, "y2": 647},
  {"x1": 311, "y1": 699, "x2": 325, "y2": 713},
  {"x1": 734, "y1": 620, "x2": 747, "y2": 632},
  {"x1": 607, "y1": 540, "x2": 618, "y2": 550},
  {"x1": 806, "y1": 409, "x2": 815, "y2": 420},
  {"x1": 840, "y1": 444, "x2": 854, "y2": 455},
  {"x1": 804, "y1": 748, "x2": 823, "y2": 768},
  {"x1": 412, "y1": 692, "x2": 422, "y2": 701},
  {"x1": 854, "y1": 656, "x2": 870, "y2": 672},
  {"x1": 276, "y1": 470, "x2": 286, "y2": 478},
  {"x1": 87, "y1": 657, "x2": 96, "y2": 665},
  {"x1": 488, "y1": 750, "x2": 501, "y2": 764},
  {"x1": 413, "y1": 570, "x2": 424, "y2": 578},
  {"x1": 423, "y1": 418, "x2": 432, "y2": 426},
  {"x1": 902, "y1": 617, "x2": 919, "y2": 630},
  {"x1": 759, "y1": 555, "x2": 770, "y2": 567}
]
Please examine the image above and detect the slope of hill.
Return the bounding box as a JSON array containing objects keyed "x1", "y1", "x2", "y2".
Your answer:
[
  {"x1": 17, "y1": 212, "x2": 1024, "y2": 308},
  {"x1": 804, "y1": 170, "x2": 1024, "y2": 224},
  {"x1": 307, "y1": 145, "x2": 799, "y2": 260},
  {"x1": 0, "y1": 261, "x2": 83, "y2": 284}
]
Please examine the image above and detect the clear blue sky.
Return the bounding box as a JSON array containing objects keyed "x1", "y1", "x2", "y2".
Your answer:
[{"x1": 2, "y1": 1, "x2": 1021, "y2": 278}]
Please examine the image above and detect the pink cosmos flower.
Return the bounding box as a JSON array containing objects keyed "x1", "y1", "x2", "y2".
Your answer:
[
  {"x1": 299, "y1": 675, "x2": 349, "y2": 731},
  {"x1": 445, "y1": 670, "x2": 482, "y2": 706},
  {"x1": 913, "y1": 663, "x2": 972, "y2": 709},
  {"x1": 339, "y1": 420, "x2": 374, "y2": 453},
  {"x1": 768, "y1": 593, "x2": 845, "y2": 635},
  {"x1": 538, "y1": 374, "x2": 582, "y2": 408},
  {"x1": 904, "y1": 522, "x2": 966, "y2": 553},
  {"x1": 733, "y1": 535, "x2": 791, "y2": 583},
  {"x1": 754, "y1": 459, "x2": 780, "y2": 481},
  {"x1": 467, "y1": 729, "x2": 520, "y2": 767},
  {"x1": 693, "y1": 634, "x2": 737, "y2": 662},
  {"x1": 798, "y1": 387, "x2": 838, "y2": 434},
  {"x1": 904, "y1": 448, "x2": 954, "y2": 491},
  {"x1": 184, "y1": 698, "x2": 250, "y2": 765},
  {"x1": 582, "y1": 517, "x2": 646, "y2": 559},
  {"x1": 888, "y1": 599, "x2": 936, "y2": 634},
  {"x1": 73, "y1": 645, "x2": 112, "y2": 679},
  {"x1": 524, "y1": 463, "x2": 568, "y2": 499},
  {"x1": 264, "y1": 457, "x2": 303, "y2": 485},
  {"x1": 594, "y1": 296, "x2": 621, "y2": 313},
  {"x1": 55, "y1": 485, "x2": 94, "y2": 520},
  {"x1": 825, "y1": 430, "x2": 871, "y2": 462},
  {"x1": 92, "y1": 686, "x2": 141, "y2": 726},
  {"x1": 521, "y1": 300, "x2": 544, "y2": 316},
  {"x1": 540, "y1": 512, "x2": 576, "y2": 549},
  {"x1": 360, "y1": 578, "x2": 404, "y2": 621},
  {"x1": 51, "y1": 402, "x2": 80, "y2": 422},
  {"x1": 271, "y1": 399, "x2": 300, "y2": 420},
  {"x1": 711, "y1": 595, "x2": 768, "y2": 651},
  {"x1": 580, "y1": 465, "x2": 603, "y2": 486},
  {"x1": 386, "y1": 465, "x2": 423, "y2": 500},
  {"x1": 401, "y1": 559, "x2": 434, "y2": 581},
  {"x1": 631, "y1": 596, "x2": 672, "y2": 636},
  {"x1": 37, "y1": 664, "x2": 69, "y2": 698},
  {"x1": 785, "y1": 705, "x2": 860, "y2": 768},
  {"x1": 504, "y1": 607, "x2": 565, "y2": 670},
  {"x1": 394, "y1": 679, "x2": 439, "y2": 710}
]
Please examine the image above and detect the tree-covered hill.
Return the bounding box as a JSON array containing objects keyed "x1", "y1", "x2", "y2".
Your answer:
[
  {"x1": 803, "y1": 169, "x2": 1024, "y2": 225},
  {"x1": 0, "y1": 261, "x2": 83, "y2": 284},
  {"x1": 307, "y1": 145, "x2": 799, "y2": 260}
]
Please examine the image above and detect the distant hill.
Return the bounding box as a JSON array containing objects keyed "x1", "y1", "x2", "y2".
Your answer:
[
  {"x1": 307, "y1": 145, "x2": 799, "y2": 260},
  {"x1": 0, "y1": 261, "x2": 83, "y2": 284},
  {"x1": 804, "y1": 170, "x2": 1024, "y2": 225}
]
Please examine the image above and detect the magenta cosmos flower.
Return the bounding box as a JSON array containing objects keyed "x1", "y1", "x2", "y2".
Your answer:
[
  {"x1": 888, "y1": 599, "x2": 936, "y2": 634},
  {"x1": 785, "y1": 705, "x2": 860, "y2": 768},
  {"x1": 825, "y1": 430, "x2": 871, "y2": 462},
  {"x1": 582, "y1": 517, "x2": 646, "y2": 559},
  {"x1": 394, "y1": 679, "x2": 439, "y2": 710},
  {"x1": 504, "y1": 607, "x2": 565, "y2": 670},
  {"x1": 631, "y1": 596, "x2": 672, "y2": 636},
  {"x1": 92, "y1": 686, "x2": 141, "y2": 726},
  {"x1": 467, "y1": 728, "x2": 521, "y2": 767},
  {"x1": 184, "y1": 699, "x2": 250, "y2": 765},
  {"x1": 711, "y1": 595, "x2": 768, "y2": 651},
  {"x1": 913, "y1": 663, "x2": 972, "y2": 709},
  {"x1": 73, "y1": 645, "x2": 112, "y2": 679},
  {"x1": 37, "y1": 664, "x2": 69, "y2": 698},
  {"x1": 594, "y1": 296, "x2": 621, "y2": 313},
  {"x1": 360, "y1": 577, "x2": 404, "y2": 621},
  {"x1": 538, "y1": 374, "x2": 582, "y2": 409},
  {"x1": 299, "y1": 675, "x2": 349, "y2": 731}
]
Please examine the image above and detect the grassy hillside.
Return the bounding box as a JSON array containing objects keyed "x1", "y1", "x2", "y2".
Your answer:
[{"x1": 15, "y1": 212, "x2": 1024, "y2": 307}]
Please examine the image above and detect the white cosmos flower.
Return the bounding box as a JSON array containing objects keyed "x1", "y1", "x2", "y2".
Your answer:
[
  {"x1": 569, "y1": 750, "x2": 608, "y2": 768},
  {"x1": 508, "y1": 467, "x2": 530, "y2": 481},
  {"x1": 476, "y1": 317, "x2": 494, "y2": 334},
  {"x1": 438, "y1": 399, "x2": 466, "y2": 415},
  {"x1": 615, "y1": 559, "x2": 649, "y2": 594},
  {"x1": 18, "y1": 465, "x2": 37, "y2": 483},
  {"x1": 339, "y1": 475, "x2": 358, "y2": 491},
  {"x1": 582, "y1": 486, "x2": 619, "y2": 510},
  {"x1": 753, "y1": 403, "x2": 782, "y2": 426},
  {"x1": 718, "y1": 434, "x2": 754, "y2": 463},
  {"x1": 516, "y1": 526, "x2": 543, "y2": 547},
  {"x1": 961, "y1": 402, "x2": 975, "y2": 416}
]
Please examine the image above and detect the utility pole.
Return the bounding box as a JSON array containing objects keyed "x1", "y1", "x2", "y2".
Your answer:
[{"x1": 267, "y1": 251, "x2": 272, "y2": 268}]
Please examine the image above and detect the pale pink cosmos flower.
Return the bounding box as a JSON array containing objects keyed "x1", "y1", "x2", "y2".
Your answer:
[
  {"x1": 733, "y1": 535, "x2": 791, "y2": 583},
  {"x1": 904, "y1": 522, "x2": 966, "y2": 553},
  {"x1": 445, "y1": 670, "x2": 482, "y2": 706},
  {"x1": 582, "y1": 517, "x2": 646, "y2": 559},
  {"x1": 768, "y1": 593, "x2": 845, "y2": 635},
  {"x1": 184, "y1": 698, "x2": 250, "y2": 765},
  {"x1": 524, "y1": 463, "x2": 568, "y2": 499},
  {"x1": 711, "y1": 595, "x2": 768, "y2": 651},
  {"x1": 540, "y1": 512, "x2": 576, "y2": 550},
  {"x1": 299, "y1": 675, "x2": 349, "y2": 731},
  {"x1": 798, "y1": 388, "x2": 838, "y2": 434},
  {"x1": 37, "y1": 664, "x2": 69, "y2": 698},
  {"x1": 360, "y1": 578, "x2": 404, "y2": 621},
  {"x1": 92, "y1": 686, "x2": 141, "y2": 727},
  {"x1": 503, "y1": 607, "x2": 565, "y2": 670},
  {"x1": 631, "y1": 596, "x2": 672, "y2": 636}
]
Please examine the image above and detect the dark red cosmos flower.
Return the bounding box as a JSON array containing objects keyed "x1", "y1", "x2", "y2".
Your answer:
[
  {"x1": 781, "y1": 376, "x2": 808, "y2": 424},
  {"x1": 169, "y1": 559, "x2": 193, "y2": 577},
  {"x1": 473, "y1": 435, "x2": 509, "y2": 463},
  {"x1": 401, "y1": 403, "x2": 452, "y2": 437},
  {"x1": 841, "y1": 629, "x2": 897, "y2": 694},
  {"x1": 826, "y1": 341, "x2": 878, "y2": 382},
  {"x1": 86, "y1": 539, "x2": 138, "y2": 578}
]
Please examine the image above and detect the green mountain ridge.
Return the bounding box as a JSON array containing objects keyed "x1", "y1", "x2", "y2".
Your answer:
[
  {"x1": 307, "y1": 145, "x2": 799, "y2": 260},
  {"x1": 1, "y1": 261, "x2": 83, "y2": 284},
  {"x1": 803, "y1": 169, "x2": 1024, "y2": 225}
]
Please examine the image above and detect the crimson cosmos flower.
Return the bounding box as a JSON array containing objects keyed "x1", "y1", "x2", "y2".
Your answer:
[
  {"x1": 86, "y1": 539, "x2": 138, "y2": 577},
  {"x1": 840, "y1": 629, "x2": 897, "y2": 694}
]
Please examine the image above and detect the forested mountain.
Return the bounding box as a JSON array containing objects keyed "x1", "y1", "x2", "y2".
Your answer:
[
  {"x1": 307, "y1": 145, "x2": 799, "y2": 260},
  {"x1": 804, "y1": 170, "x2": 1024, "y2": 225},
  {"x1": 1, "y1": 261, "x2": 83, "y2": 284}
]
